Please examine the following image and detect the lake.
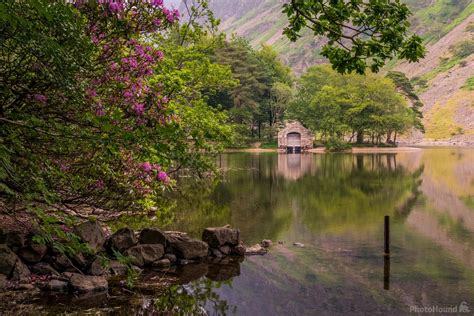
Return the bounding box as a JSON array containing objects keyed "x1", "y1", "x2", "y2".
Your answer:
[
  {"x1": 161, "y1": 148, "x2": 474, "y2": 315},
  {"x1": 25, "y1": 148, "x2": 474, "y2": 315}
]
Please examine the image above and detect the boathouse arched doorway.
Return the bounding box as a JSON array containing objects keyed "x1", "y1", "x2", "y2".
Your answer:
[{"x1": 287, "y1": 132, "x2": 301, "y2": 153}]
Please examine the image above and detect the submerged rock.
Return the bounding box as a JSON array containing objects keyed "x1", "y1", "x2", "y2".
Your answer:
[
  {"x1": 125, "y1": 244, "x2": 164, "y2": 267},
  {"x1": 245, "y1": 244, "x2": 267, "y2": 255},
  {"x1": 46, "y1": 279, "x2": 68, "y2": 292},
  {"x1": 152, "y1": 258, "x2": 171, "y2": 269},
  {"x1": 68, "y1": 273, "x2": 108, "y2": 293},
  {"x1": 202, "y1": 227, "x2": 240, "y2": 248},
  {"x1": 108, "y1": 228, "x2": 137, "y2": 253},
  {"x1": 75, "y1": 221, "x2": 106, "y2": 252},
  {"x1": 261, "y1": 239, "x2": 273, "y2": 248}
]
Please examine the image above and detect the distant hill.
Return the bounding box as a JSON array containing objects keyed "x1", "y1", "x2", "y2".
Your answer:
[{"x1": 195, "y1": 0, "x2": 474, "y2": 144}]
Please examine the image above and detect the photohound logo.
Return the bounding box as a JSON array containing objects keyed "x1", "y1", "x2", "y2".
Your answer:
[{"x1": 409, "y1": 301, "x2": 471, "y2": 314}]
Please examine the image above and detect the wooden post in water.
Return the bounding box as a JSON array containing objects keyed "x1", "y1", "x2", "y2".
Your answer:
[
  {"x1": 384, "y1": 215, "x2": 390, "y2": 256},
  {"x1": 383, "y1": 215, "x2": 391, "y2": 290}
]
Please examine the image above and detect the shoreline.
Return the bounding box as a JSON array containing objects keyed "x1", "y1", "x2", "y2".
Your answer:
[{"x1": 225, "y1": 146, "x2": 423, "y2": 154}]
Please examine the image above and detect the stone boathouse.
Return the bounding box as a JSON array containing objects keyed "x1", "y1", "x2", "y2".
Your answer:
[{"x1": 278, "y1": 121, "x2": 314, "y2": 153}]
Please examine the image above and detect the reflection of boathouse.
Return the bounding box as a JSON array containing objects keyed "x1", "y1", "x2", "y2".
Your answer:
[{"x1": 278, "y1": 121, "x2": 314, "y2": 153}]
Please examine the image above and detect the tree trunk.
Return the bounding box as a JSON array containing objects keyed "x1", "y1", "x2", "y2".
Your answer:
[{"x1": 356, "y1": 130, "x2": 364, "y2": 144}]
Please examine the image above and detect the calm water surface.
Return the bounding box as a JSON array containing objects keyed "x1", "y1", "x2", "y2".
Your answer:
[
  {"x1": 163, "y1": 148, "x2": 474, "y2": 315},
  {"x1": 29, "y1": 148, "x2": 474, "y2": 315}
]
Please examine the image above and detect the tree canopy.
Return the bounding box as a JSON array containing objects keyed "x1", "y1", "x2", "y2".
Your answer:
[{"x1": 283, "y1": 0, "x2": 426, "y2": 74}]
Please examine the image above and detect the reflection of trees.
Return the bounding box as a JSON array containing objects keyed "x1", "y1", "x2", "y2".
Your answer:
[
  {"x1": 153, "y1": 279, "x2": 236, "y2": 315},
  {"x1": 292, "y1": 154, "x2": 424, "y2": 233}
]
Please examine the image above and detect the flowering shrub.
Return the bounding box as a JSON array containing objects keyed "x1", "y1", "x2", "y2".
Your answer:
[{"x1": 0, "y1": 0, "x2": 231, "y2": 220}]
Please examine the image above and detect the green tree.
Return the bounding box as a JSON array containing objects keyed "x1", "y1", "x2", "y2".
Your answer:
[{"x1": 283, "y1": 0, "x2": 426, "y2": 74}]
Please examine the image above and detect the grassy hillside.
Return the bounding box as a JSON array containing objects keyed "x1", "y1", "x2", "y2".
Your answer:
[{"x1": 208, "y1": 0, "x2": 474, "y2": 143}]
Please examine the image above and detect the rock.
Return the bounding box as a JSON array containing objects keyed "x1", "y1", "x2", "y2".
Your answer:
[
  {"x1": 230, "y1": 245, "x2": 246, "y2": 256},
  {"x1": 245, "y1": 244, "x2": 268, "y2": 255},
  {"x1": 18, "y1": 283, "x2": 35, "y2": 290},
  {"x1": 46, "y1": 279, "x2": 68, "y2": 292},
  {"x1": 108, "y1": 228, "x2": 137, "y2": 253},
  {"x1": 72, "y1": 253, "x2": 88, "y2": 269},
  {"x1": 0, "y1": 244, "x2": 18, "y2": 277},
  {"x1": 4, "y1": 231, "x2": 26, "y2": 252},
  {"x1": 0, "y1": 274, "x2": 7, "y2": 291},
  {"x1": 178, "y1": 259, "x2": 193, "y2": 265},
  {"x1": 74, "y1": 221, "x2": 106, "y2": 252},
  {"x1": 172, "y1": 240, "x2": 208, "y2": 260},
  {"x1": 278, "y1": 241, "x2": 284, "y2": 245},
  {"x1": 125, "y1": 244, "x2": 164, "y2": 267},
  {"x1": 219, "y1": 245, "x2": 231, "y2": 255},
  {"x1": 52, "y1": 254, "x2": 76, "y2": 272},
  {"x1": 11, "y1": 259, "x2": 31, "y2": 281},
  {"x1": 293, "y1": 242, "x2": 305, "y2": 248},
  {"x1": 18, "y1": 244, "x2": 47, "y2": 263},
  {"x1": 202, "y1": 227, "x2": 240, "y2": 248},
  {"x1": 87, "y1": 257, "x2": 107, "y2": 276},
  {"x1": 152, "y1": 258, "x2": 171, "y2": 269},
  {"x1": 69, "y1": 273, "x2": 108, "y2": 293},
  {"x1": 31, "y1": 262, "x2": 59, "y2": 276},
  {"x1": 164, "y1": 253, "x2": 177, "y2": 264},
  {"x1": 211, "y1": 248, "x2": 223, "y2": 258},
  {"x1": 166, "y1": 233, "x2": 208, "y2": 260},
  {"x1": 261, "y1": 239, "x2": 273, "y2": 248},
  {"x1": 139, "y1": 228, "x2": 167, "y2": 246},
  {"x1": 109, "y1": 260, "x2": 127, "y2": 276}
]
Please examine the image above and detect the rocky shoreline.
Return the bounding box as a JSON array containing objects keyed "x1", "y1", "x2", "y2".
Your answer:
[{"x1": 0, "y1": 221, "x2": 270, "y2": 296}]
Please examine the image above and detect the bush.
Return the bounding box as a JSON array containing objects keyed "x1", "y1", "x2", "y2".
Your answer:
[{"x1": 324, "y1": 138, "x2": 351, "y2": 152}]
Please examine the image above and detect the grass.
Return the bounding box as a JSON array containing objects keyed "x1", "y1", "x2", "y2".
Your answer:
[
  {"x1": 424, "y1": 93, "x2": 464, "y2": 140},
  {"x1": 462, "y1": 77, "x2": 474, "y2": 91},
  {"x1": 463, "y1": 196, "x2": 474, "y2": 211},
  {"x1": 260, "y1": 141, "x2": 278, "y2": 149}
]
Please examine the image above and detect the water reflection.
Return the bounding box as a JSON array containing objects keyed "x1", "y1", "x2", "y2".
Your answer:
[{"x1": 53, "y1": 148, "x2": 474, "y2": 315}]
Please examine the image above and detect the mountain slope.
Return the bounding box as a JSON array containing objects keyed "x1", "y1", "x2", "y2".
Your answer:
[{"x1": 206, "y1": 0, "x2": 474, "y2": 143}]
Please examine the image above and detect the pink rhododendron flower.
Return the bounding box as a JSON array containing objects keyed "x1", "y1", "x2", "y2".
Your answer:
[
  {"x1": 96, "y1": 106, "x2": 106, "y2": 117},
  {"x1": 158, "y1": 171, "x2": 168, "y2": 182},
  {"x1": 95, "y1": 179, "x2": 105, "y2": 190},
  {"x1": 133, "y1": 103, "x2": 145, "y2": 116},
  {"x1": 33, "y1": 94, "x2": 48, "y2": 103},
  {"x1": 153, "y1": 18, "x2": 161, "y2": 26},
  {"x1": 142, "y1": 162, "x2": 152, "y2": 172},
  {"x1": 151, "y1": 0, "x2": 164, "y2": 7}
]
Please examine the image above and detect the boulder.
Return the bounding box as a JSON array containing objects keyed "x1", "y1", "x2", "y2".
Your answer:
[
  {"x1": 202, "y1": 227, "x2": 240, "y2": 248},
  {"x1": 31, "y1": 262, "x2": 59, "y2": 276},
  {"x1": 231, "y1": 245, "x2": 246, "y2": 256},
  {"x1": 87, "y1": 257, "x2": 107, "y2": 276},
  {"x1": 52, "y1": 254, "x2": 76, "y2": 272},
  {"x1": 139, "y1": 228, "x2": 167, "y2": 246},
  {"x1": 219, "y1": 245, "x2": 231, "y2": 255},
  {"x1": 109, "y1": 260, "x2": 127, "y2": 276},
  {"x1": 11, "y1": 259, "x2": 31, "y2": 281},
  {"x1": 68, "y1": 273, "x2": 108, "y2": 293},
  {"x1": 0, "y1": 244, "x2": 18, "y2": 277},
  {"x1": 108, "y1": 228, "x2": 137, "y2": 252},
  {"x1": 211, "y1": 248, "x2": 223, "y2": 258},
  {"x1": 125, "y1": 244, "x2": 164, "y2": 267},
  {"x1": 46, "y1": 279, "x2": 68, "y2": 292},
  {"x1": 152, "y1": 258, "x2": 171, "y2": 269},
  {"x1": 18, "y1": 244, "x2": 47, "y2": 263},
  {"x1": 167, "y1": 234, "x2": 208, "y2": 260},
  {"x1": 245, "y1": 244, "x2": 267, "y2": 255},
  {"x1": 261, "y1": 239, "x2": 273, "y2": 248},
  {"x1": 74, "y1": 221, "x2": 106, "y2": 252},
  {"x1": 164, "y1": 253, "x2": 177, "y2": 264},
  {"x1": 4, "y1": 231, "x2": 27, "y2": 252},
  {"x1": 0, "y1": 274, "x2": 6, "y2": 291},
  {"x1": 293, "y1": 242, "x2": 305, "y2": 248}
]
